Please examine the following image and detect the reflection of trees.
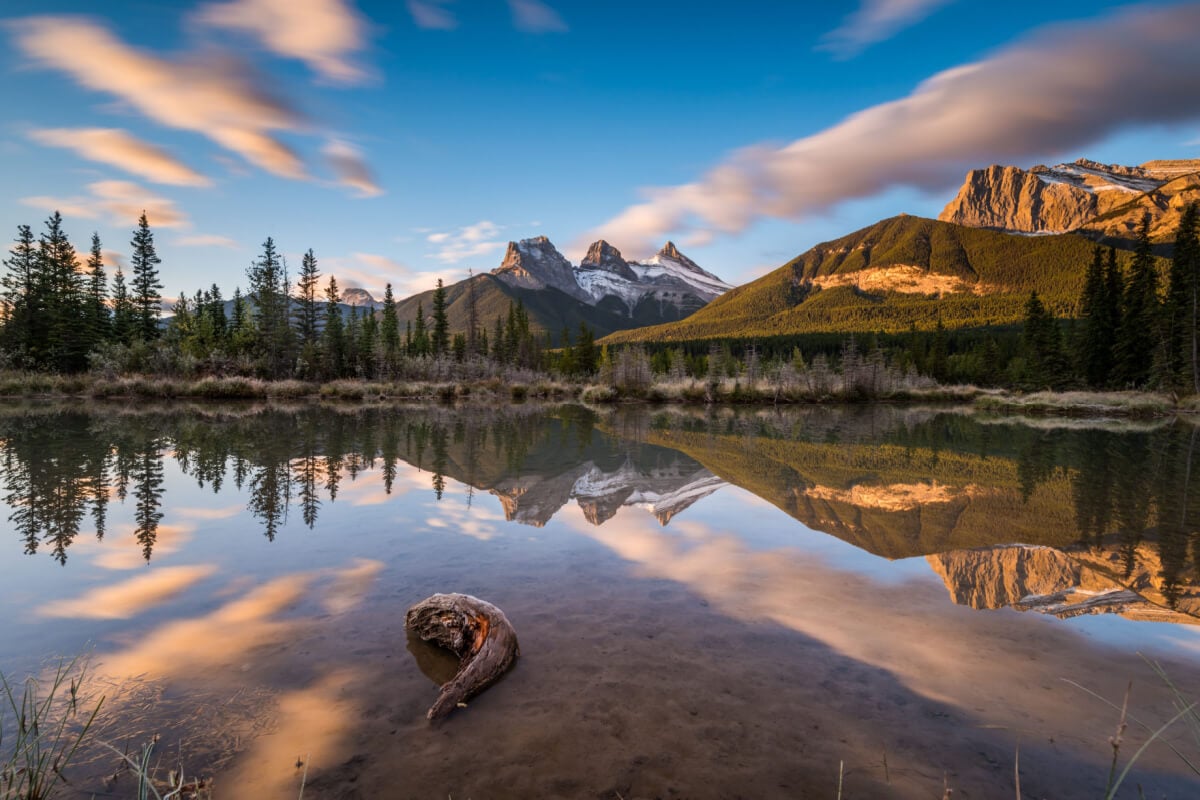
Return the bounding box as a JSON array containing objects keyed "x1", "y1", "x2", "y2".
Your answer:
[{"x1": 0, "y1": 404, "x2": 570, "y2": 563}]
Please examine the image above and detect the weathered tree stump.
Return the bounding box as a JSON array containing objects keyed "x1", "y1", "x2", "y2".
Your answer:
[{"x1": 404, "y1": 593, "x2": 520, "y2": 720}]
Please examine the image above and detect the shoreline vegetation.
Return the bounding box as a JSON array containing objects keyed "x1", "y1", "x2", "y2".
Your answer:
[{"x1": 0, "y1": 370, "x2": 1196, "y2": 419}]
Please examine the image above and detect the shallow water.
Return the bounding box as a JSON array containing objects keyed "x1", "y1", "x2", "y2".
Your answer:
[{"x1": 1, "y1": 401, "x2": 1198, "y2": 799}]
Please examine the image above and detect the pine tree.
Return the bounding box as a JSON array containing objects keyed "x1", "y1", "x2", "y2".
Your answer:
[
  {"x1": 247, "y1": 236, "x2": 293, "y2": 376},
  {"x1": 1168, "y1": 203, "x2": 1200, "y2": 392},
  {"x1": 360, "y1": 307, "x2": 378, "y2": 378},
  {"x1": 1, "y1": 224, "x2": 37, "y2": 362},
  {"x1": 1077, "y1": 246, "x2": 1114, "y2": 387},
  {"x1": 576, "y1": 322, "x2": 596, "y2": 375},
  {"x1": 85, "y1": 232, "x2": 109, "y2": 346},
  {"x1": 381, "y1": 283, "x2": 399, "y2": 372},
  {"x1": 39, "y1": 211, "x2": 87, "y2": 370},
  {"x1": 1115, "y1": 215, "x2": 1159, "y2": 387},
  {"x1": 323, "y1": 276, "x2": 345, "y2": 377},
  {"x1": 1021, "y1": 290, "x2": 1067, "y2": 388},
  {"x1": 431, "y1": 278, "x2": 449, "y2": 357},
  {"x1": 110, "y1": 266, "x2": 134, "y2": 346},
  {"x1": 293, "y1": 248, "x2": 321, "y2": 348},
  {"x1": 929, "y1": 317, "x2": 948, "y2": 383},
  {"x1": 129, "y1": 212, "x2": 163, "y2": 342},
  {"x1": 411, "y1": 301, "x2": 428, "y2": 357},
  {"x1": 466, "y1": 270, "x2": 479, "y2": 355}
]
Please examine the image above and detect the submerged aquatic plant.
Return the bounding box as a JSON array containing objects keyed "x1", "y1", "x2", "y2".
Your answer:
[{"x1": 0, "y1": 655, "x2": 103, "y2": 800}]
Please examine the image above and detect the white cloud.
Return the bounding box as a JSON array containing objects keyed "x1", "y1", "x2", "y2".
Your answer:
[
  {"x1": 12, "y1": 16, "x2": 307, "y2": 178},
  {"x1": 407, "y1": 0, "x2": 457, "y2": 30},
  {"x1": 176, "y1": 234, "x2": 239, "y2": 248},
  {"x1": 425, "y1": 220, "x2": 507, "y2": 263},
  {"x1": 322, "y1": 139, "x2": 383, "y2": 197},
  {"x1": 22, "y1": 180, "x2": 189, "y2": 229},
  {"x1": 29, "y1": 128, "x2": 211, "y2": 187},
  {"x1": 507, "y1": 0, "x2": 567, "y2": 33},
  {"x1": 587, "y1": 4, "x2": 1200, "y2": 255},
  {"x1": 323, "y1": 252, "x2": 463, "y2": 298},
  {"x1": 195, "y1": 0, "x2": 370, "y2": 84},
  {"x1": 820, "y1": 0, "x2": 953, "y2": 59}
]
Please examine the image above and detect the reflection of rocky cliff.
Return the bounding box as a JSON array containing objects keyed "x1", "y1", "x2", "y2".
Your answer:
[{"x1": 927, "y1": 545, "x2": 1200, "y2": 625}]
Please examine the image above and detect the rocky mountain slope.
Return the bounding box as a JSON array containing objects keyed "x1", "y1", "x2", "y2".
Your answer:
[
  {"x1": 939, "y1": 158, "x2": 1200, "y2": 241},
  {"x1": 602, "y1": 215, "x2": 1154, "y2": 343},
  {"x1": 397, "y1": 236, "x2": 731, "y2": 343}
]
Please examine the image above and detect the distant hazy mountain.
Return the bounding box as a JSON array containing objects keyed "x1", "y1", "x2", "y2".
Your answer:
[{"x1": 940, "y1": 158, "x2": 1200, "y2": 242}]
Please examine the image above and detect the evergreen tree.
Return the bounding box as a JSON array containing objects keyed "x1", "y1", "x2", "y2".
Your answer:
[
  {"x1": 323, "y1": 276, "x2": 345, "y2": 377},
  {"x1": 247, "y1": 236, "x2": 293, "y2": 376},
  {"x1": 576, "y1": 322, "x2": 597, "y2": 375},
  {"x1": 381, "y1": 283, "x2": 399, "y2": 372},
  {"x1": 929, "y1": 317, "x2": 948, "y2": 382},
  {"x1": 293, "y1": 248, "x2": 321, "y2": 348},
  {"x1": 411, "y1": 301, "x2": 429, "y2": 357},
  {"x1": 84, "y1": 233, "x2": 109, "y2": 347},
  {"x1": 360, "y1": 307, "x2": 378, "y2": 378},
  {"x1": 1021, "y1": 290, "x2": 1067, "y2": 389},
  {"x1": 431, "y1": 278, "x2": 449, "y2": 357},
  {"x1": 466, "y1": 269, "x2": 479, "y2": 355},
  {"x1": 110, "y1": 266, "x2": 135, "y2": 346},
  {"x1": 491, "y1": 314, "x2": 505, "y2": 363},
  {"x1": 39, "y1": 211, "x2": 87, "y2": 370},
  {"x1": 1167, "y1": 203, "x2": 1200, "y2": 392},
  {"x1": 1, "y1": 224, "x2": 37, "y2": 362},
  {"x1": 345, "y1": 304, "x2": 361, "y2": 376},
  {"x1": 1077, "y1": 245, "x2": 1115, "y2": 387},
  {"x1": 129, "y1": 212, "x2": 163, "y2": 342},
  {"x1": 1115, "y1": 215, "x2": 1159, "y2": 387}
]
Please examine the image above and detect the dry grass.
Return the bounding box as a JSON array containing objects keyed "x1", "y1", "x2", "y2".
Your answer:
[{"x1": 975, "y1": 390, "x2": 1178, "y2": 418}]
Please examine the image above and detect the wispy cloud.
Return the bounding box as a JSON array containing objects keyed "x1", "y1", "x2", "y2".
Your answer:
[
  {"x1": 194, "y1": 0, "x2": 370, "y2": 84},
  {"x1": 324, "y1": 252, "x2": 462, "y2": 298},
  {"x1": 507, "y1": 0, "x2": 567, "y2": 33},
  {"x1": 11, "y1": 15, "x2": 308, "y2": 179},
  {"x1": 22, "y1": 180, "x2": 189, "y2": 229},
  {"x1": 41, "y1": 565, "x2": 217, "y2": 619},
  {"x1": 820, "y1": 0, "x2": 953, "y2": 59},
  {"x1": 405, "y1": 0, "x2": 566, "y2": 33},
  {"x1": 176, "y1": 234, "x2": 239, "y2": 248},
  {"x1": 323, "y1": 139, "x2": 383, "y2": 197},
  {"x1": 588, "y1": 4, "x2": 1200, "y2": 255},
  {"x1": 425, "y1": 220, "x2": 507, "y2": 263},
  {"x1": 29, "y1": 127, "x2": 211, "y2": 187},
  {"x1": 407, "y1": 0, "x2": 457, "y2": 30}
]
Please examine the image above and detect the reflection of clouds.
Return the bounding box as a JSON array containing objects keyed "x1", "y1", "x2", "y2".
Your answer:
[
  {"x1": 93, "y1": 522, "x2": 196, "y2": 570},
  {"x1": 220, "y1": 669, "x2": 359, "y2": 800},
  {"x1": 323, "y1": 558, "x2": 384, "y2": 614},
  {"x1": 174, "y1": 503, "x2": 245, "y2": 520},
  {"x1": 424, "y1": 494, "x2": 505, "y2": 541},
  {"x1": 41, "y1": 564, "x2": 217, "y2": 619},
  {"x1": 97, "y1": 574, "x2": 310, "y2": 679},
  {"x1": 570, "y1": 509, "x2": 1200, "y2": 744}
]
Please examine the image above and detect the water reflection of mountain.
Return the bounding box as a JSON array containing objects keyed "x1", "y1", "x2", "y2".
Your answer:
[
  {"x1": 1, "y1": 402, "x2": 1196, "y2": 628},
  {"x1": 618, "y1": 407, "x2": 1200, "y2": 621}
]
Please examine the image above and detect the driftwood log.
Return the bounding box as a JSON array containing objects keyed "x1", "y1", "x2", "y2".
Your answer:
[{"x1": 404, "y1": 593, "x2": 520, "y2": 720}]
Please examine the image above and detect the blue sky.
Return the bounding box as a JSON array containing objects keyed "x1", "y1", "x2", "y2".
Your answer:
[{"x1": 1, "y1": 0, "x2": 1198, "y2": 303}]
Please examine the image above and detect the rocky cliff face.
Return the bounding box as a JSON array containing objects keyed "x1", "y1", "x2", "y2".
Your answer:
[
  {"x1": 939, "y1": 158, "x2": 1200, "y2": 240},
  {"x1": 491, "y1": 236, "x2": 733, "y2": 320}
]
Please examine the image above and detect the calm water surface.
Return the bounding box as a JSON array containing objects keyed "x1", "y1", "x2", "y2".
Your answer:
[{"x1": 1, "y1": 401, "x2": 1198, "y2": 799}]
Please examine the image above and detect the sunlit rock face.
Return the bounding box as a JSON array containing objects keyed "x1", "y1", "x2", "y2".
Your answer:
[{"x1": 939, "y1": 158, "x2": 1200, "y2": 241}]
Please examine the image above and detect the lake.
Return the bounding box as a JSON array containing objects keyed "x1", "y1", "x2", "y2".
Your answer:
[{"x1": 1, "y1": 401, "x2": 1198, "y2": 799}]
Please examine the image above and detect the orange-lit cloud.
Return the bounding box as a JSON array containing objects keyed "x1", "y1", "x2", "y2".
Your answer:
[
  {"x1": 587, "y1": 4, "x2": 1200, "y2": 255},
  {"x1": 29, "y1": 127, "x2": 211, "y2": 187},
  {"x1": 196, "y1": 0, "x2": 370, "y2": 84},
  {"x1": 23, "y1": 180, "x2": 187, "y2": 229},
  {"x1": 12, "y1": 15, "x2": 308, "y2": 179},
  {"x1": 40, "y1": 564, "x2": 218, "y2": 620},
  {"x1": 323, "y1": 139, "x2": 383, "y2": 197}
]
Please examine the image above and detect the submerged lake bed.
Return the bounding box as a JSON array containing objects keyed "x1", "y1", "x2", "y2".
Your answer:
[{"x1": 1, "y1": 401, "x2": 1198, "y2": 799}]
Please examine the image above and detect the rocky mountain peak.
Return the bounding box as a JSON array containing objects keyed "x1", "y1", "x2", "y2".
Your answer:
[
  {"x1": 494, "y1": 236, "x2": 589, "y2": 301},
  {"x1": 580, "y1": 240, "x2": 637, "y2": 281},
  {"x1": 341, "y1": 287, "x2": 379, "y2": 308},
  {"x1": 655, "y1": 241, "x2": 703, "y2": 273}
]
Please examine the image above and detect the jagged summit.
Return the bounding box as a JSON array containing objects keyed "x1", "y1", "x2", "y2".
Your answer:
[
  {"x1": 939, "y1": 157, "x2": 1200, "y2": 241},
  {"x1": 489, "y1": 234, "x2": 732, "y2": 320},
  {"x1": 580, "y1": 240, "x2": 637, "y2": 281}
]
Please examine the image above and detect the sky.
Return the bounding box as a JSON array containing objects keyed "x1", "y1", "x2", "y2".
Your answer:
[{"x1": 1, "y1": 0, "x2": 1199, "y2": 304}]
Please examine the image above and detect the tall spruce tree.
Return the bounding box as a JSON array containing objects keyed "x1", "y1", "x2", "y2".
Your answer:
[
  {"x1": 129, "y1": 212, "x2": 163, "y2": 342},
  {"x1": 1077, "y1": 245, "x2": 1115, "y2": 387},
  {"x1": 247, "y1": 236, "x2": 293, "y2": 376},
  {"x1": 431, "y1": 278, "x2": 449, "y2": 357},
  {"x1": 39, "y1": 211, "x2": 87, "y2": 370},
  {"x1": 110, "y1": 266, "x2": 134, "y2": 346},
  {"x1": 85, "y1": 232, "x2": 110, "y2": 347},
  {"x1": 323, "y1": 276, "x2": 345, "y2": 377},
  {"x1": 293, "y1": 248, "x2": 321, "y2": 349},
  {"x1": 1, "y1": 224, "x2": 37, "y2": 362},
  {"x1": 465, "y1": 270, "x2": 479, "y2": 355},
  {"x1": 381, "y1": 283, "x2": 399, "y2": 371},
  {"x1": 411, "y1": 301, "x2": 429, "y2": 357},
  {"x1": 1167, "y1": 203, "x2": 1200, "y2": 392},
  {"x1": 1115, "y1": 215, "x2": 1159, "y2": 387},
  {"x1": 1021, "y1": 290, "x2": 1067, "y2": 388}
]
